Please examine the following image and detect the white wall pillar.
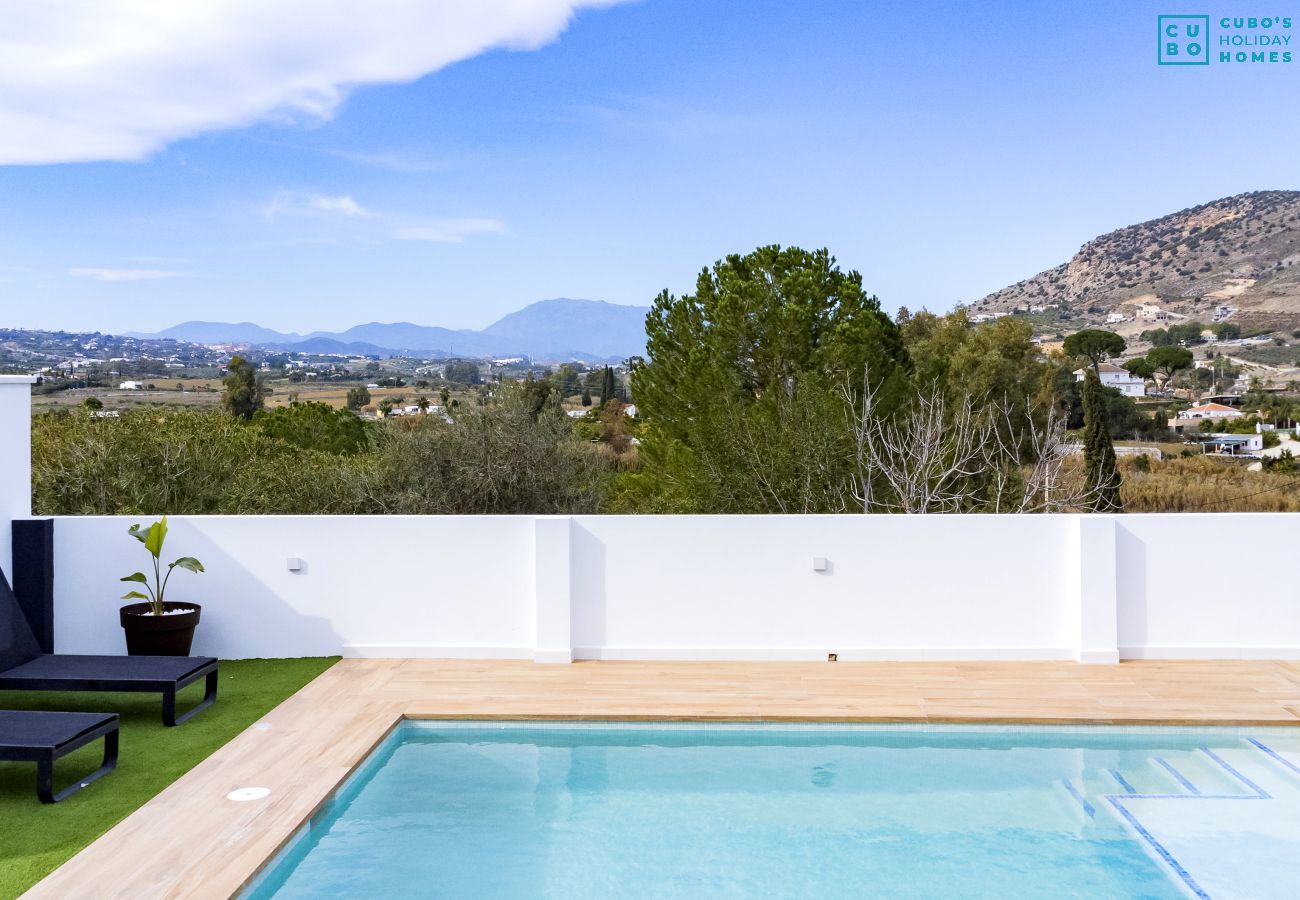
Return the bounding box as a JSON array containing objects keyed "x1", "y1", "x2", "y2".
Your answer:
[
  {"x1": 1074, "y1": 516, "x2": 1120, "y2": 664},
  {"x1": 533, "y1": 516, "x2": 573, "y2": 663},
  {"x1": 0, "y1": 376, "x2": 37, "y2": 579}
]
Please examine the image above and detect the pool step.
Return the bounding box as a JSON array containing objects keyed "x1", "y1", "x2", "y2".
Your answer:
[
  {"x1": 1060, "y1": 744, "x2": 1288, "y2": 817},
  {"x1": 1246, "y1": 738, "x2": 1300, "y2": 784},
  {"x1": 1110, "y1": 745, "x2": 1300, "y2": 900},
  {"x1": 1077, "y1": 760, "x2": 1196, "y2": 799},
  {"x1": 1147, "y1": 757, "x2": 1200, "y2": 794},
  {"x1": 1208, "y1": 743, "x2": 1300, "y2": 798}
]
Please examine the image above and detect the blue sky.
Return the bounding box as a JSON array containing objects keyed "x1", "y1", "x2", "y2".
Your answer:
[{"x1": 1, "y1": 0, "x2": 1297, "y2": 334}]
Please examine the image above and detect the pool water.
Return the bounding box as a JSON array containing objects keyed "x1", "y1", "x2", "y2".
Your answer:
[{"x1": 244, "y1": 723, "x2": 1300, "y2": 899}]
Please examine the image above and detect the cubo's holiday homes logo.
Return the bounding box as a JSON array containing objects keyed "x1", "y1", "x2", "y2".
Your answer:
[
  {"x1": 1159, "y1": 15, "x2": 1209, "y2": 64},
  {"x1": 1159, "y1": 14, "x2": 1293, "y2": 65}
]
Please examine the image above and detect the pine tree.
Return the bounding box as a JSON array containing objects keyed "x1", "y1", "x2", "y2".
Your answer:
[{"x1": 1082, "y1": 368, "x2": 1123, "y2": 512}]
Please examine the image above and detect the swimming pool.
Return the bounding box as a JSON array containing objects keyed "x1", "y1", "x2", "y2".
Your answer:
[{"x1": 243, "y1": 722, "x2": 1300, "y2": 899}]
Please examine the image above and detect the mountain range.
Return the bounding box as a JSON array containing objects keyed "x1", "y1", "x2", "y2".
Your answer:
[
  {"x1": 130, "y1": 298, "x2": 651, "y2": 362},
  {"x1": 972, "y1": 190, "x2": 1300, "y2": 333}
]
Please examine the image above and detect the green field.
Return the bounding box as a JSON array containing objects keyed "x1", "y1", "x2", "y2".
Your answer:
[
  {"x1": 29, "y1": 376, "x2": 485, "y2": 413},
  {"x1": 1229, "y1": 342, "x2": 1300, "y2": 368}
]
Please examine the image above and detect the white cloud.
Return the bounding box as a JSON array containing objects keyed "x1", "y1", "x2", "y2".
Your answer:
[
  {"x1": 262, "y1": 190, "x2": 504, "y2": 245},
  {"x1": 263, "y1": 191, "x2": 371, "y2": 221},
  {"x1": 70, "y1": 267, "x2": 185, "y2": 282},
  {"x1": 394, "y1": 219, "x2": 507, "y2": 243},
  {"x1": 310, "y1": 195, "x2": 370, "y2": 218},
  {"x1": 0, "y1": 0, "x2": 631, "y2": 165}
]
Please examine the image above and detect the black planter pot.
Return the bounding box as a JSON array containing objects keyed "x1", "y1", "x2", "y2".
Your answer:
[{"x1": 119, "y1": 602, "x2": 202, "y2": 656}]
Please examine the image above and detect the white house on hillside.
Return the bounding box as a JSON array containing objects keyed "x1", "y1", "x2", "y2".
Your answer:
[
  {"x1": 1199, "y1": 433, "x2": 1264, "y2": 455},
  {"x1": 1177, "y1": 402, "x2": 1244, "y2": 420},
  {"x1": 1073, "y1": 362, "x2": 1145, "y2": 397}
]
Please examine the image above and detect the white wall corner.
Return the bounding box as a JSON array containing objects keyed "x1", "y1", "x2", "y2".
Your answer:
[
  {"x1": 533, "y1": 516, "x2": 574, "y2": 663},
  {"x1": 0, "y1": 376, "x2": 37, "y2": 577},
  {"x1": 1074, "y1": 516, "x2": 1120, "y2": 665}
]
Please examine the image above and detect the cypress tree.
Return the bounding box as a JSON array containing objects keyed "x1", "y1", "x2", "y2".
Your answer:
[
  {"x1": 601, "y1": 366, "x2": 616, "y2": 406},
  {"x1": 1082, "y1": 368, "x2": 1123, "y2": 512},
  {"x1": 221, "y1": 354, "x2": 265, "y2": 420}
]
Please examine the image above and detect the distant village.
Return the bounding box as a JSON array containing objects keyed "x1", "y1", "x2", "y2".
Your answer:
[
  {"x1": 1, "y1": 325, "x2": 635, "y2": 423},
  {"x1": 5, "y1": 305, "x2": 1298, "y2": 466}
]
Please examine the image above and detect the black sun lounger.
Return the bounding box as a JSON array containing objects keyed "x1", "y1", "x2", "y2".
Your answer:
[
  {"x1": 0, "y1": 710, "x2": 119, "y2": 803},
  {"x1": 0, "y1": 567, "x2": 218, "y2": 726}
]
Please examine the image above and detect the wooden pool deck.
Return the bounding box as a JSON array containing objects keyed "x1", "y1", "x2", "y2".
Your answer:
[{"x1": 25, "y1": 658, "x2": 1300, "y2": 899}]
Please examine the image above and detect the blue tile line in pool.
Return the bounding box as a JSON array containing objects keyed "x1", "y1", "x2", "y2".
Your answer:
[
  {"x1": 1110, "y1": 769, "x2": 1138, "y2": 794},
  {"x1": 1099, "y1": 741, "x2": 1297, "y2": 900},
  {"x1": 1248, "y1": 737, "x2": 1300, "y2": 777},
  {"x1": 1060, "y1": 778, "x2": 1096, "y2": 818},
  {"x1": 1154, "y1": 757, "x2": 1200, "y2": 795}
]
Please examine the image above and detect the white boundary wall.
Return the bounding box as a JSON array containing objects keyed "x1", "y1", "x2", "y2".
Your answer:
[
  {"x1": 1115, "y1": 514, "x2": 1300, "y2": 658},
  {"x1": 35, "y1": 512, "x2": 1300, "y2": 662},
  {"x1": 0, "y1": 376, "x2": 37, "y2": 577},
  {"x1": 49, "y1": 515, "x2": 539, "y2": 659},
  {"x1": 4, "y1": 377, "x2": 1298, "y2": 663}
]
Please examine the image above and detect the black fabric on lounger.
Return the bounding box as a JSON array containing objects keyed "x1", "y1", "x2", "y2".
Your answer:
[
  {"x1": 0, "y1": 710, "x2": 119, "y2": 803},
  {"x1": 0, "y1": 567, "x2": 217, "y2": 726}
]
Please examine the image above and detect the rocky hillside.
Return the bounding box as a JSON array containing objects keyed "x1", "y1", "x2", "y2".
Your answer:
[{"x1": 972, "y1": 191, "x2": 1300, "y2": 332}]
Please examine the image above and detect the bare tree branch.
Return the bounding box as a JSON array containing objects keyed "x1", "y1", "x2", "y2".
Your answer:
[{"x1": 842, "y1": 369, "x2": 1100, "y2": 514}]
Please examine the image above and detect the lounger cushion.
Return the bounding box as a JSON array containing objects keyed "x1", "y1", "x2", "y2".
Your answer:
[
  {"x1": 0, "y1": 710, "x2": 117, "y2": 750},
  {"x1": 0, "y1": 654, "x2": 217, "y2": 685}
]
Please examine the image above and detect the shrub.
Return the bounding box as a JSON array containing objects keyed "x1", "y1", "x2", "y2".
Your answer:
[
  {"x1": 1262, "y1": 449, "x2": 1296, "y2": 473},
  {"x1": 32, "y1": 394, "x2": 612, "y2": 516},
  {"x1": 31, "y1": 409, "x2": 355, "y2": 515},
  {"x1": 253, "y1": 402, "x2": 372, "y2": 455},
  {"x1": 364, "y1": 382, "x2": 606, "y2": 514},
  {"x1": 1121, "y1": 455, "x2": 1300, "y2": 512}
]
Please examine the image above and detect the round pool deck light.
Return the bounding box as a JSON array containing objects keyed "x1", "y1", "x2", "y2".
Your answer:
[{"x1": 227, "y1": 786, "x2": 271, "y2": 802}]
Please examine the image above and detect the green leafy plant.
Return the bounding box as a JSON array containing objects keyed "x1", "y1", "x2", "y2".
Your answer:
[{"x1": 119, "y1": 516, "x2": 204, "y2": 615}]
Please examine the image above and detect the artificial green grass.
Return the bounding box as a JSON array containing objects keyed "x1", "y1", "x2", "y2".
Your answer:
[{"x1": 0, "y1": 656, "x2": 339, "y2": 899}]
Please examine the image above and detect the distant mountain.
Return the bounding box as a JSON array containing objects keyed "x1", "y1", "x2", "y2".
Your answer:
[
  {"x1": 133, "y1": 298, "x2": 652, "y2": 361},
  {"x1": 130, "y1": 321, "x2": 303, "y2": 344},
  {"x1": 308, "y1": 322, "x2": 496, "y2": 356},
  {"x1": 972, "y1": 190, "x2": 1300, "y2": 333},
  {"x1": 482, "y1": 298, "x2": 650, "y2": 359}
]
